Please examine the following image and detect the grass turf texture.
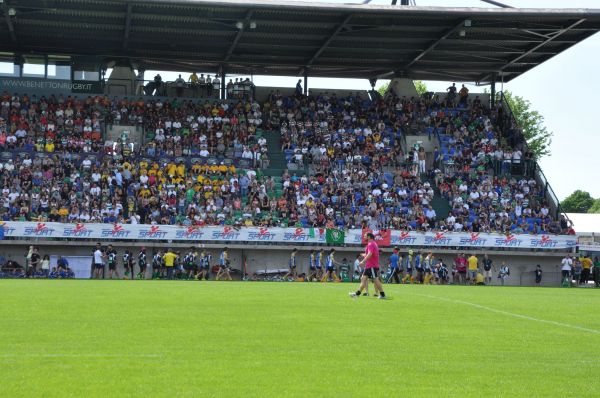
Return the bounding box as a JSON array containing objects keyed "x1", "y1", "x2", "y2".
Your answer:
[{"x1": 1, "y1": 281, "x2": 599, "y2": 397}]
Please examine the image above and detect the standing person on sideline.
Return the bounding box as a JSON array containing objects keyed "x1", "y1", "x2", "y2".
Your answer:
[
  {"x1": 580, "y1": 255, "x2": 593, "y2": 285},
  {"x1": 423, "y1": 252, "x2": 435, "y2": 284},
  {"x1": 467, "y1": 253, "x2": 478, "y2": 284},
  {"x1": 572, "y1": 258, "x2": 583, "y2": 285},
  {"x1": 388, "y1": 248, "x2": 402, "y2": 284},
  {"x1": 162, "y1": 248, "x2": 178, "y2": 280},
  {"x1": 593, "y1": 256, "x2": 600, "y2": 288},
  {"x1": 26, "y1": 245, "x2": 34, "y2": 276},
  {"x1": 316, "y1": 249, "x2": 325, "y2": 281},
  {"x1": 123, "y1": 250, "x2": 134, "y2": 279},
  {"x1": 28, "y1": 247, "x2": 41, "y2": 278},
  {"x1": 414, "y1": 250, "x2": 423, "y2": 284},
  {"x1": 349, "y1": 232, "x2": 386, "y2": 299},
  {"x1": 41, "y1": 255, "x2": 50, "y2": 278},
  {"x1": 93, "y1": 243, "x2": 105, "y2": 279},
  {"x1": 216, "y1": 247, "x2": 232, "y2": 281},
  {"x1": 184, "y1": 247, "x2": 198, "y2": 280},
  {"x1": 307, "y1": 250, "x2": 318, "y2": 282},
  {"x1": 321, "y1": 248, "x2": 341, "y2": 282},
  {"x1": 402, "y1": 249, "x2": 414, "y2": 284},
  {"x1": 499, "y1": 262, "x2": 510, "y2": 286},
  {"x1": 107, "y1": 245, "x2": 120, "y2": 279},
  {"x1": 152, "y1": 250, "x2": 163, "y2": 279},
  {"x1": 137, "y1": 247, "x2": 147, "y2": 279},
  {"x1": 561, "y1": 255, "x2": 573, "y2": 285},
  {"x1": 283, "y1": 248, "x2": 298, "y2": 281},
  {"x1": 483, "y1": 254, "x2": 494, "y2": 285},
  {"x1": 534, "y1": 265, "x2": 543, "y2": 286},
  {"x1": 197, "y1": 249, "x2": 211, "y2": 280}
]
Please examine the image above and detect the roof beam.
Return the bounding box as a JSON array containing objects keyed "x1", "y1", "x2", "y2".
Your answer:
[
  {"x1": 2, "y1": 4, "x2": 17, "y2": 44},
  {"x1": 305, "y1": 14, "x2": 353, "y2": 69},
  {"x1": 491, "y1": 18, "x2": 586, "y2": 79},
  {"x1": 223, "y1": 10, "x2": 253, "y2": 63},
  {"x1": 123, "y1": 2, "x2": 133, "y2": 51},
  {"x1": 403, "y1": 20, "x2": 465, "y2": 71}
]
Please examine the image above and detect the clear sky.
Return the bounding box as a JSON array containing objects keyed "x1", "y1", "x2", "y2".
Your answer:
[{"x1": 148, "y1": 0, "x2": 600, "y2": 200}]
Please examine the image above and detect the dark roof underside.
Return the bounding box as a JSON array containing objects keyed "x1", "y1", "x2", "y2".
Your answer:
[{"x1": 1, "y1": 0, "x2": 600, "y2": 82}]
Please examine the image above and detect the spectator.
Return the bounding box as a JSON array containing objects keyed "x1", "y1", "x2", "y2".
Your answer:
[
  {"x1": 41, "y1": 254, "x2": 50, "y2": 277},
  {"x1": 499, "y1": 262, "x2": 510, "y2": 285}
]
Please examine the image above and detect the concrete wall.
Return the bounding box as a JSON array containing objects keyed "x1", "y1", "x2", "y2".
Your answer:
[
  {"x1": 388, "y1": 78, "x2": 419, "y2": 98},
  {"x1": 0, "y1": 240, "x2": 569, "y2": 286}
]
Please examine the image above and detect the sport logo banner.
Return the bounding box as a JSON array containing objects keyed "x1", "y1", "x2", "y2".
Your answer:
[{"x1": 361, "y1": 228, "x2": 391, "y2": 247}]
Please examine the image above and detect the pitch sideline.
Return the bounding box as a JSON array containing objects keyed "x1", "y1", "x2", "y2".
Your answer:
[{"x1": 411, "y1": 292, "x2": 600, "y2": 335}]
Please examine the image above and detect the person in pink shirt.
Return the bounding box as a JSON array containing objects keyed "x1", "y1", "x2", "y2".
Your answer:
[{"x1": 349, "y1": 232, "x2": 386, "y2": 299}]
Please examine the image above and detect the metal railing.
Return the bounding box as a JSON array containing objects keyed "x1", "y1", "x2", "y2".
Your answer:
[{"x1": 496, "y1": 91, "x2": 569, "y2": 224}]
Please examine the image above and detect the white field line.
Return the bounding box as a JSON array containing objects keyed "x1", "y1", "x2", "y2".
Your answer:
[{"x1": 412, "y1": 292, "x2": 600, "y2": 335}]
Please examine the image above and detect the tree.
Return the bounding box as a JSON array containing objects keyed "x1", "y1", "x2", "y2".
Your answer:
[
  {"x1": 414, "y1": 80, "x2": 428, "y2": 96},
  {"x1": 377, "y1": 82, "x2": 389, "y2": 97},
  {"x1": 588, "y1": 198, "x2": 600, "y2": 214},
  {"x1": 561, "y1": 190, "x2": 595, "y2": 213},
  {"x1": 501, "y1": 90, "x2": 553, "y2": 159}
]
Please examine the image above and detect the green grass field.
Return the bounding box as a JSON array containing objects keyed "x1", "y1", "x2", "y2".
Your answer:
[{"x1": 1, "y1": 280, "x2": 599, "y2": 397}]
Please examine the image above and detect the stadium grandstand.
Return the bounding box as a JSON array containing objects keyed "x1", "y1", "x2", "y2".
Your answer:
[{"x1": 0, "y1": 0, "x2": 599, "y2": 285}]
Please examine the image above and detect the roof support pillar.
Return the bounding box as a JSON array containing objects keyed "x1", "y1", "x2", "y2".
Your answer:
[
  {"x1": 490, "y1": 74, "x2": 496, "y2": 108},
  {"x1": 220, "y1": 64, "x2": 226, "y2": 100},
  {"x1": 303, "y1": 68, "x2": 308, "y2": 96}
]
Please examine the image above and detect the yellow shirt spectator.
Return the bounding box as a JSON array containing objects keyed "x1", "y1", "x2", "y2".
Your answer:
[
  {"x1": 166, "y1": 162, "x2": 176, "y2": 177},
  {"x1": 163, "y1": 251, "x2": 177, "y2": 267},
  {"x1": 176, "y1": 163, "x2": 185, "y2": 177},
  {"x1": 468, "y1": 255, "x2": 478, "y2": 271},
  {"x1": 581, "y1": 257, "x2": 593, "y2": 269},
  {"x1": 45, "y1": 142, "x2": 55, "y2": 152}
]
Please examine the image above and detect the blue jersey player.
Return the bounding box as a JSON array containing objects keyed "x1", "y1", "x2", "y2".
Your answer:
[
  {"x1": 321, "y1": 248, "x2": 340, "y2": 282},
  {"x1": 283, "y1": 248, "x2": 298, "y2": 281}
]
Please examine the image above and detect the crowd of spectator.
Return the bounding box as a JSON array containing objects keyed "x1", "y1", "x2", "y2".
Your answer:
[
  {"x1": 0, "y1": 92, "x2": 106, "y2": 153},
  {"x1": 0, "y1": 89, "x2": 571, "y2": 233}
]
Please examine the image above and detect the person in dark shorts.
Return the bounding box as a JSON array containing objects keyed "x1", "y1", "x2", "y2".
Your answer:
[
  {"x1": 28, "y1": 247, "x2": 41, "y2": 278},
  {"x1": 184, "y1": 247, "x2": 198, "y2": 280},
  {"x1": 534, "y1": 264, "x2": 543, "y2": 286},
  {"x1": 107, "y1": 245, "x2": 120, "y2": 279},
  {"x1": 307, "y1": 250, "x2": 318, "y2": 282},
  {"x1": 402, "y1": 249, "x2": 414, "y2": 284},
  {"x1": 197, "y1": 249, "x2": 211, "y2": 280},
  {"x1": 283, "y1": 248, "x2": 298, "y2": 281},
  {"x1": 483, "y1": 254, "x2": 494, "y2": 285},
  {"x1": 93, "y1": 243, "x2": 105, "y2": 279},
  {"x1": 216, "y1": 247, "x2": 232, "y2": 281},
  {"x1": 123, "y1": 250, "x2": 134, "y2": 279},
  {"x1": 137, "y1": 247, "x2": 147, "y2": 279},
  {"x1": 388, "y1": 248, "x2": 402, "y2": 284},
  {"x1": 349, "y1": 232, "x2": 386, "y2": 299},
  {"x1": 321, "y1": 248, "x2": 340, "y2": 282},
  {"x1": 152, "y1": 250, "x2": 163, "y2": 279}
]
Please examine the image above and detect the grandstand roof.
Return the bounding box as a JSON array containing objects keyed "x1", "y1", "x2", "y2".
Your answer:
[{"x1": 2, "y1": 0, "x2": 600, "y2": 82}]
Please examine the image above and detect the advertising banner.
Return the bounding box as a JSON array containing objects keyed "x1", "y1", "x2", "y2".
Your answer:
[{"x1": 0, "y1": 222, "x2": 578, "y2": 250}]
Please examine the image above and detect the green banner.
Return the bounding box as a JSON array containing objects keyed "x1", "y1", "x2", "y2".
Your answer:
[{"x1": 326, "y1": 228, "x2": 345, "y2": 245}]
